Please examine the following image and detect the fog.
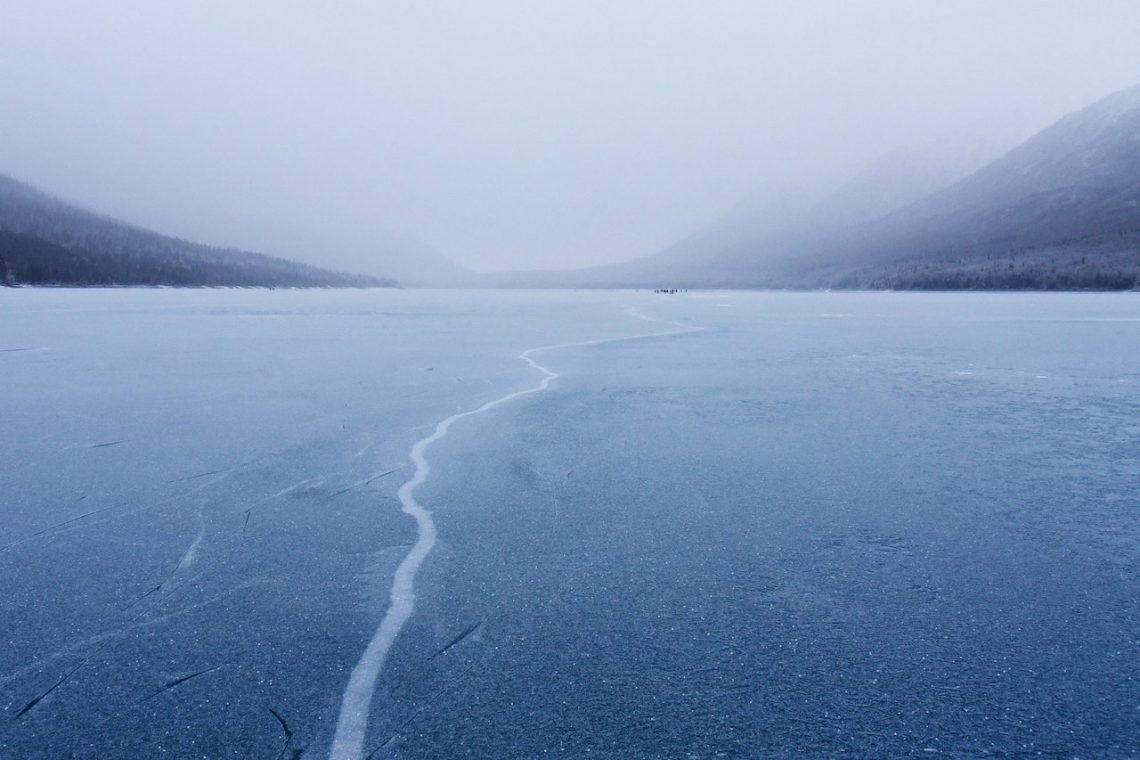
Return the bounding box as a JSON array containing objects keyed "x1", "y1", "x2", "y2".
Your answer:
[{"x1": 3, "y1": 1, "x2": 1140, "y2": 276}]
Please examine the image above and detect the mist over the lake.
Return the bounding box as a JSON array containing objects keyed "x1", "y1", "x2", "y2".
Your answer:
[
  {"x1": 4, "y1": 1, "x2": 1140, "y2": 276},
  {"x1": 4, "y1": 5, "x2": 1140, "y2": 757}
]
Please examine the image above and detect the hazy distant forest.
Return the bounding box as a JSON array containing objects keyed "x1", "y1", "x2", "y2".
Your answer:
[
  {"x1": 0, "y1": 174, "x2": 387, "y2": 288},
  {"x1": 833, "y1": 244, "x2": 1140, "y2": 291}
]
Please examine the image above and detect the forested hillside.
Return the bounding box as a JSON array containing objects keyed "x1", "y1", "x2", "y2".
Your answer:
[{"x1": 0, "y1": 174, "x2": 391, "y2": 287}]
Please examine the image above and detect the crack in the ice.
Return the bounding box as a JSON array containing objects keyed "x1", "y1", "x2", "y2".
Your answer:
[
  {"x1": 270, "y1": 706, "x2": 305, "y2": 760},
  {"x1": 166, "y1": 468, "x2": 228, "y2": 483},
  {"x1": 364, "y1": 661, "x2": 478, "y2": 759},
  {"x1": 12, "y1": 665, "x2": 77, "y2": 720},
  {"x1": 242, "y1": 476, "x2": 326, "y2": 536},
  {"x1": 433, "y1": 621, "x2": 482, "y2": 658},
  {"x1": 0, "y1": 470, "x2": 234, "y2": 554},
  {"x1": 122, "y1": 583, "x2": 164, "y2": 611},
  {"x1": 0, "y1": 510, "x2": 102, "y2": 553},
  {"x1": 1, "y1": 578, "x2": 274, "y2": 692},
  {"x1": 327, "y1": 469, "x2": 400, "y2": 501},
  {"x1": 142, "y1": 664, "x2": 226, "y2": 701},
  {"x1": 331, "y1": 305, "x2": 703, "y2": 760}
]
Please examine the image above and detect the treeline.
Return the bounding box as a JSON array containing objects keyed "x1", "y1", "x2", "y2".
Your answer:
[
  {"x1": 829, "y1": 243, "x2": 1140, "y2": 292},
  {"x1": 0, "y1": 230, "x2": 391, "y2": 287},
  {"x1": 0, "y1": 173, "x2": 392, "y2": 288},
  {"x1": 890, "y1": 269, "x2": 1138, "y2": 291}
]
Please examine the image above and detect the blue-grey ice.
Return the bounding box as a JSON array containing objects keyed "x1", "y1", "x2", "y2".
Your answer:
[{"x1": 1, "y1": 288, "x2": 1138, "y2": 758}]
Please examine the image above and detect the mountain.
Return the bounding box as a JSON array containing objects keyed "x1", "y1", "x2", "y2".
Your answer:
[
  {"x1": 253, "y1": 223, "x2": 472, "y2": 287},
  {"x1": 806, "y1": 83, "x2": 1140, "y2": 289},
  {"x1": 0, "y1": 173, "x2": 392, "y2": 287},
  {"x1": 478, "y1": 186, "x2": 819, "y2": 288},
  {"x1": 806, "y1": 134, "x2": 1009, "y2": 230},
  {"x1": 480, "y1": 137, "x2": 998, "y2": 289},
  {"x1": 492, "y1": 83, "x2": 1140, "y2": 290}
]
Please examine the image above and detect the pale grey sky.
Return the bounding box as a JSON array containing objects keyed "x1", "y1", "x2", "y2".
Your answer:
[{"x1": 2, "y1": 1, "x2": 1140, "y2": 274}]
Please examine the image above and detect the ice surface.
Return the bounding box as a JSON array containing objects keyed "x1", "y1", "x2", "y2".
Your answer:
[{"x1": 1, "y1": 288, "x2": 1138, "y2": 757}]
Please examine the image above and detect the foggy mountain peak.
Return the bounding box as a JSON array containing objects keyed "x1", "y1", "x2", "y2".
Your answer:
[
  {"x1": 482, "y1": 78, "x2": 1140, "y2": 291},
  {"x1": 5, "y1": 3, "x2": 1140, "y2": 274},
  {"x1": 808, "y1": 132, "x2": 1016, "y2": 228}
]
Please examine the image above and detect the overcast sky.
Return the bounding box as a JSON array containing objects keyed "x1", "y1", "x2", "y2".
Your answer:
[{"x1": 3, "y1": 1, "x2": 1140, "y2": 274}]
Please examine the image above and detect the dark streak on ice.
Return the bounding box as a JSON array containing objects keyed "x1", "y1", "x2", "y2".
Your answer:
[
  {"x1": 433, "y1": 620, "x2": 483, "y2": 657},
  {"x1": 0, "y1": 510, "x2": 101, "y2": 553},
  {"x1": 167, "y1": 468, "x2": 227, "y2": 483},
  {"x1": 142, "y1": 665, "x2": 225, "y2": 701},
  {"x1": 269, "y1": 706, "x2": 291, "y2": 741},
  {"x1": 91, "y1": 441, "x2": 123, "y2": 449},
  {"x1": 326, "y1": 469, "x2": 399, "y2": 501},
  {"x1": 0, "y1": 347, "x2": 34, "y2": 353},
  {"x1": 123, "y1": 583, "x2": 164, "y2": 611},
  {"x1": 367, "y1": 714, "x2": 418, "y2": 757},
  {"x1": 366, "y1": 662, "x2": 478, "y2": 758},
  {"x1": 31, "y1": 511, "x2": 100, "y2": 535},
  {"x1": 367, "y1": 469, "x2": 399, "y2": 484},
  {"x1": 8, "y1": 612, "x2": 145, "y2": 718},
  {"x1": 269, "y1": 706, "x2": 304, "y2": 760},
  {"x1": 12, "y1": 660, "x2": 86, "y2": 719}
]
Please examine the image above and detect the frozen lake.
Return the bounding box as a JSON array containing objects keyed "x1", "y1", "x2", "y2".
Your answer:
[{"x1": 2, "y1": 288, "x2": 1138, "y2": 758}]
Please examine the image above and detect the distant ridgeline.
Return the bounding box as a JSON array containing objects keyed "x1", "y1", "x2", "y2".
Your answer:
[
  {"x1": 806, "y1": 81, "x2": 1140, "y2": 291},
  {"x1": 483, "y1": 81, "x2": 1140, "y2": 291},
  {"x1": 0, "y1": 174, "x2": 392, "y2": 288},
  {"x1": 693, "y1": 82, "x2": 1140, "y2": 291}
]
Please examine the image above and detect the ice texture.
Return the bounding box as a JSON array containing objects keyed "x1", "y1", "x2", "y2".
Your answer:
[{"x1": 1, "y1": 288, "x2": 1138, "y2": 757}]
